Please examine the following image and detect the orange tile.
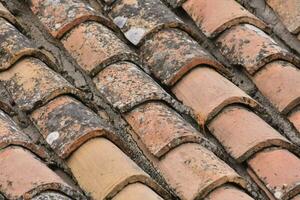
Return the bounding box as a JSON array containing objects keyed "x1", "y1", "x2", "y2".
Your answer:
[
  {"x1": 124, "y1": 102, "x2": 203, "y2": 158},
  {"x1": 208, "y1": 106, "x2": 292, "y2": 162},
  {"x1": 159, "y1": 143, "x2": 245, "y2": 200},
  {"x1": 109, "y1": 0, "x2": 187, "y2": 45},
  {"x1": 254, "y1": 61, "x2": 300, "y2": 114},
  {"x1": 29, "y1": 0, "x2": 114, "y2": 38},
  {"x1": 93, "y1": 61, "x2": 169, "y2": 113},
  {"x1": 248, "y1": 149, "x2": 300, "y2": 200},
  {"x1": 288, "y1": 106, "x2": 300, "y2": 133},
  {"x1": 0, "y1": 146, "x2": 73, "y2": 199},
  {"x1": 140, "y1": 28, "x2": 226, "y2": 86},
  {"x1": 112, "y1": 183, "x2": 163, "y2": 200},
  {"x1": 206, "y1": 185, "x2": 254, "y2": 200},
  {"x1": 0, "y1": 57, "x2": 78, "y2": 112},
  {"x1": 172, "y1": 67, "x2": 257, "y2": 126},
  {"x1": 62, "y1": 21, "x2": 136, "y2": 76},
  {"x1": 67, "y1": 137, "x2": 159, "y2": 199},
  {"x1": 216, "y1": 24, "x2": 300, "y2": 75},
  {"x1": 31, "y1": 95, "x2": 115, "y2": 159},
  {"x1": 182, "y1": 0, "x2": 266, "y2": 38},
  {"x1": 266, "y1": 0, "x2": 300, "y2": 34}
]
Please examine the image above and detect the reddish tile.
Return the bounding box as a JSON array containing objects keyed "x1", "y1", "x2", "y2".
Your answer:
[
  {"x1": 124, "y1": 102, "x2": 203, "y2": 158},
  {"x1": 208, "y1": 106, "x2": 292, "y2": 162},
  {"x1": 67, "y1": 138, "x2": 160, "y2": 199},
  {"x1": 29, "y1": 0, "x2": 115, "y2": 38},
  {"x1": 109, "y1": 0, "x2": 189, "y2": 45},
  {"x1": 93, "y1": 61, "x2": 171, "y2": 113},
  {"x1": 205, "y1": 185, "x2": 254, "y2": 200},
  {"x1": 140, "y1": 28, "x2": 227, "y2": 86},
  {"x1": 288, "y1": 106, "x2": 300, "y2": 133},
  {"x1": 182, "y1": 0, "x2": 267, "y2": 38},
  {"x1": 172, "y1": 67, "x2": 257, "y2": 126},
  {"x1": 0, "y1": 57, "x2": 79, "y2": 112},
  {"x1": 61, "y1": 21, "x2": 137, "y2": 76},
  {"x1": 31, "y1": 95, "x2": 116, "y2": 159},
  {"x1": 253, "y1": 61, "x2": 300, "y2": 114},
  {"x1": 0, "y1": 2, "x2": 16, "y2": 25},
  {"x1": 266, "y1": 0, "x2": 300, "y2": 34},
  {"x1": 112, "y1": 183, "x2": 163, "y2": 200},
  {"x1": 248, "y1": 149, "x2": 300, "y2": 200},
  {"x1": 0, "y1": 109, "x2": 47, "y2": 159},
  {"x1": 159, "y1": 143, "x2": 246, "y2": 200},
  {"x1": 0, "y1": 146, "x2": 74, "y2": 199},
  {"x1": 216, "y1": 24, "x2": 300, "y2": 75}
]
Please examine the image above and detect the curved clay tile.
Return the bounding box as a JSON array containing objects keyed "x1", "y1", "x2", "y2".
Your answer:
[
  {"x1": 206, "y1": 184, "x2": 254, "y2": 200},
  {"x1": 288, "y1": 105, "x2": 300, "y2": 133}
]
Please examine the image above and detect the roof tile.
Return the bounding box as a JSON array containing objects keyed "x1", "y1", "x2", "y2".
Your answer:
[
  {"x1": 159, "y1": 143, "x2": 246, "y2": 200},
  {"x1": 140, "y1": 28, "x2": 227, "y2": 86},
  {"x1": 182, "y1": 0, "x2": 267, "y2": 38},
  {"x1": 124, "y1": 102, "x2": 203, "y2": 158},
  {"x1": 0, "y1": 57, "x2": 79, "y2": 112},
  {"x1": 288, "y1": 106, "x2": 300, "y2": 133},
  {"x1": 67, "y1": 137, "x2": 159, "y2": 199},
  {"x1": 206, "y1": 185, "x2": 254, "y2": 200},
  {"x1": 253, "y1": 61, "x2": 300, "y2": 114},
  {"x1": 0, "y1": 146, "x2": 74, "y2": 199},
  {"x1": 208, "y1": 106, "x2": 292, "y2": 162},
  {"x1": 112, "y1": 183, "x2": 163, "y2": 200},
  {"x1": 291, "y1": 195, "x2": 300, "y2": 200},
  {"x1": 0, "y1": 3, "x2": 17, "y2": 25},
  {"x1": 109, "y1": 0, "x2": 190, "y2": 45},
  {"x1": 248, "y1": 149, "x2": 300, "y2": 200},
  {"x1": 30, "y1": 95, "x2": 115, "y2": 159},
  {"x1": 93, "y1": 61, "x2": 173, "y2": 113},
  {"x1": 216, "y1": 24, "x2": 300, "y2": 75},
  {"x1": 172, "y1": 67, "x2": 257, "y2": 126},
  {"x1": 61, "y1": 21, "x2": 137, "y2": 76},
  {"x1": 29, "y1": 0, "x2": 115, "y2": 38},
  {"x1": 266, "y1": 0, "x2": 300, "y2": 34}
]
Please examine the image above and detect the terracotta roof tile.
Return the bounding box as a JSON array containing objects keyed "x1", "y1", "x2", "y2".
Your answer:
[
  {"x1": 109, "y1": 0, "x2": 191, "y2": 45},
  {"x1": 112, "y1": 183, "x2": 163, "y2": 200},
  {"x1": 253, "y1": 61, "x2": 300, "y2": 114},
  {"x1": 172, "y1": 67, "x2": 257, "y2": 126},
  {"x1": 93, "y1": 61, "x2": 173, "y2": 113},
  {"x1": 140, "y1": 28, "x2": 227, "y2": 86},
  {"x1": 288, "y1": 105, "x2": 300, "y2": 133},
  {"x1": 205, "y1": 185, "x2": 254, "y2": 200},
  {"x1": 208, "y1": 106, "x2": 292, "y2": 162},
  {"x1": 30, "y1": 95, "x2": 115, "y2": 159},
  {"x1": 0, "y1": 57, "x2": 79, "y2": 112},
  {"x1": 216, "y1": 24, "x2": 300, "y2": 75},
  {"x1": 124, "y1": 102, "x2": 203, "y2": 158},
  {"x1": 0, "y1": 146, "x2": 76, "y2": 199},
  {"x1": 292, "y1": 195, "x2": 300, "y2": 200},
  {"x1": 158, "y1": 143, "x2": 246, "y2": 200},
  {"x1": 61, "y1": 21, "x2": 137, "y2": 75},
  {"x1": 67, "y1": 137, "x2": 160, "y2": 199},
  {"x1": 182, "y1": 0, "x2": 267, "y2": 38},
  {"x1": 29, "y1": 0, "x2": 115, "y2": 38},
  {"x1": 248, "y1": 149, "x2": 300, "y2": 200},
  {"x1": 266, "y1": 0, "x2": 300, "y2": 34}
]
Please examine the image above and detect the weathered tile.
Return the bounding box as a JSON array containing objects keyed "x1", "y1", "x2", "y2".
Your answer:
[
  {"x1": 0, "y1": 57, "x2": 79, "y2": 112},
  {"x1": 0, "y1": 146, "x2": 77, "y2": 199},
  {"x1": 140, "y1": 28, "x2": 226, "y2": 86},
  {"x1": 208, "y1": 106, "x2": 292, "y2": 162},
  {"x1": 0, "y1": 2, "x2": 17, "y2": 25},
  {"x1": 248, "y1": 149, "x2": 300, "y2": 200},
  {"x1": 61, "y1": 21, "x2": 138, "y2": 76},
  {"x1": 205, "y1": 185, "x2": 254, "y2": 200},
  {"x1": 109, "y1": 0, "x2": 189, "y2": 46},
  {"x1": 67, "y1": 138, "x2": 161, "y2": 199},
  {"x1": 288, "y1": 106, "x2": 300, "y2": 133},
  {"x1": 182, "y1": 0, "x2": 267, "y2": 38},
  {"x1": 112, "y1": 183, "x2": 163, "y2": 200},
  {"x1": 93, "y1": 61, "x2": 173, "y2": 113},
  {"x1": 32, "y1": 192, "x2": 72, "y2": 200},
  {"x1": 159, "y1": 143, "x2": 246, "y2": 200},
  {"x1": 163, "y1": 0, "x2": 187, "y2": 8},
  {"x1": 124, "y1": 102, "x2": 203, "y2": 158},
  {"x1": 216, "y1": 24, "x2": 300, "y2": 75},
  {"x1": 266, "y1": 0, "x2": 300, "y2": 34},
  {"x1": 291, "y1": 195, "x2": 300, "y2": 200},
  {"x1": 172, "y1": 67, "x2": 257, "y2": 126},
  {"x1": 31, "y1": 95, "x2": 115, "y2": 159},
  {"x1": 253, "y1": 61, "x2": 300, "y2": 114},
  {"x1": 29, "y1": 0, "x2": 115, "y2": 38}
]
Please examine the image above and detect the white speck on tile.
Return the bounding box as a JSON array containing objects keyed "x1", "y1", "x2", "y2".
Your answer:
[{"x1": 46, "y1": 131, "x2": 60, "y2": 145}]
